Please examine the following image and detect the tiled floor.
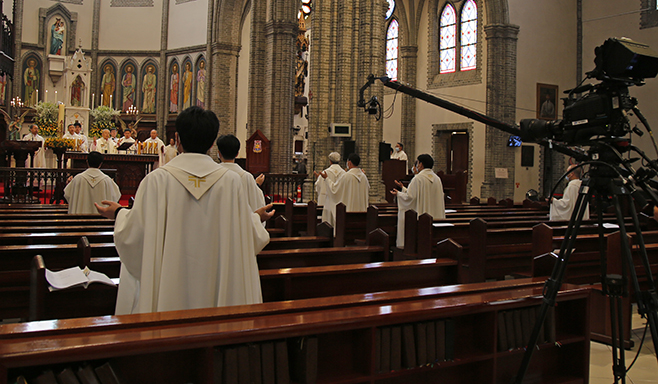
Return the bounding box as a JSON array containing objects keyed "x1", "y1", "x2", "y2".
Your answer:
[{"x1": 590, "y1": 306, "x2": 657, "y2": 383}]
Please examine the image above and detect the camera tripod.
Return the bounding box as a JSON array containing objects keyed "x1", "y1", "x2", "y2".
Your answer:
[{"x1": 514, "y1": 161, "x2": 658, "y2": 384}]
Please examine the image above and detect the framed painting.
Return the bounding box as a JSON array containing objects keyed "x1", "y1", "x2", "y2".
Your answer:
[{"x1": 537, "y1": 83, "x2": 558, "y2": 120}]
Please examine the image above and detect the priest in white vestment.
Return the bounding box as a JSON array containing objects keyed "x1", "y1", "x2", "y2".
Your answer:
[
  {"x1": 163, "y1": 137, "x2": 179, "y2": 164},
  {"x1": 22, "y1": 124, "x2": 46, "y2": 168},
  {"x1": 550, "y1": 164, "x2": 589, "y2": 221},
  {"x1": 144, "y1": 129, "x2": 166, "y2": 165},
  {"x1": 390, "y1": 142, "x2": 409, "y2": 171},
  {"x1": 91, "y1": 129, "x2": 118, "y2": 154},
  {"x1": 319, "y1": 153, "x2": 369, "y2": 228},
  {"x1": 314, "y1": 152, "x2": 346, "y2": 223},
  {"x1": 217, "y1": 134, "x2": 266, "y2": 212},
  {"x1": 391, "y1": 154, "x2": 446, "y2": 247},
  {"x1": 74, "y1": 123, "x2": 89, "y2": 153},
  {"x1": 64, "y1": 151, "x2": 121, "y2": 214},
  {"x1": 96, "y1": 106, "x2": 273, "y2": 315},
  {"x1": 117, "y1": 129, "x2": 136, "y2": 154}
]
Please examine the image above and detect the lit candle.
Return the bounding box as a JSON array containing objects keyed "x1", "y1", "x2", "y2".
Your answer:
[
  {"x1": 92, "y1": 93, "x2": 95, "y2": 107},
  {"x1": 46, "y1": 90, "x2": 48, "y2": 102},
  {"x1": 36, "y1": 89, "x2": 38, "y2": 102},
  {"x1": 101, "y1": 94, "x2": 104, "y2": 106},
  {"x1": 55, "y1": 90, "x2": 58, "y2": 102},
  {"x1": 110, "y1": 95, "x2": 112, "y2": 106}
]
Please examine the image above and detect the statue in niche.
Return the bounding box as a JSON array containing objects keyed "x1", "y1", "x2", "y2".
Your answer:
[
  {"x1": 50, "y1": 18, "x2": 65, "y2": 55},
  {"x1": 122, "y1": 64, "x2": 136, "y2": 112},
  {"x1": 71, "y1": 75, "x2": 84, "y2": 107},
  {"x1": 142, "y1": 64, "x2": 157, "y2": 114},
  {"x1": 196, "y1": 60, "x2": 206, "y2": 108},
  {"x1": 101, "y1": 64, "x2": 115, "y2": 107},
  {"x1": 294, "y1": 14, "x2": 309, "y2": 99},
  {"x1": 23, "y1": 58, "x2": 40, "y2": 107},
  {"x1": 182, "y1": 62, "x2": 193, "y2": 109},
  {"x1": 169, "y1": 63, "x2": 179, "y2": 113}
]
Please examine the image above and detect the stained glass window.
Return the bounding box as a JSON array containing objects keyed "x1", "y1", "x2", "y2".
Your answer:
[
  {"x1": 440, "y1": 4, "x2": 456, "y2": 73},
  {"x1": 460, "y1": 0, "x2": 477, "y2": 71},
  {"x1": 386, "y1": 0, "x2": 396, "y2": 20},
  {"x1": 386, "y1": 19, "x2": 399, "y2": 80}
]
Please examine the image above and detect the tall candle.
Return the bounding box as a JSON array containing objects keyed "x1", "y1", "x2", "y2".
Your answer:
[
  {"x1": 92, "y1": 93, "x2": 95, "y2": 108},
  {"x1": 110, "y1": 95, "x2": 112, "y2": 106},
  {"x1": 36, "y1": 89, "x2": 38, "y2": 102},
  {"x1": 55, "y1": 91, "x2": 58, "y2": 103},
  {"x1": 46, "y1": 90, "x2": 48, "y2": 103}
]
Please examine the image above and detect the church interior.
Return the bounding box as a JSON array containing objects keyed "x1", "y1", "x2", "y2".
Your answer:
[{"x1": 0, "y1": 0, "x2": 657, "y2": 383}]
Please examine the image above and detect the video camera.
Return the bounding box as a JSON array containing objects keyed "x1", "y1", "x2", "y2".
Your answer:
[{"x1": 520, "y1": 38, "x2": 658, "y2": 145}]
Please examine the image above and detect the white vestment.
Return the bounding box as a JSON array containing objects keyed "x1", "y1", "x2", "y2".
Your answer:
[
  {"x1": 220, "y1": 162, "x2": 266, "y2": 212},
  {"x1": 395, "y1": 169, "x2": 446, "y2": 247},
  {"x1": 117, "y1": 137, "x2": 136, "y2": 154},
  {"x1": 315, "y1": 163, "x2": 346, "y2": 211},
  {"x1": 92, "y1": 137, "x2": 118, "y2": 154},
  {"x1": 550, "y1": 179, "x2": 589, "y2": 221},
  {"x1": 22, "y1": 133, "x2": 46, "y2": 168},
  {"x1": 113, "y1": 153, "x2": 270, "y2": 315},
  {"x1": 323, "y1": 167, "x2": 369, "y2": 227},
  {"x1": 144, "y1": 137, "x2": 166, "y2": 165},
  {"x1": 391, "y1": 150, "x2": 408, "y2": 161},
  {"x1": 163, "y1": 144, "x2": 178, "y2": 164},
  {"x1": 76, "y1": 134, "x2": 89, "y2": 153},
  {"x1": 64, "y1": 168, "x2": 121, "y2": 214}
]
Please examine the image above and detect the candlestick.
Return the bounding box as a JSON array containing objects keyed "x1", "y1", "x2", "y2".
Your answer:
[
  {"x1": 46, "y1": 90, "x2": 48, "y2": 103},
  {"x1": 36, "y1": 89, "x2": 38, "y2": 102},
  {"x1": 110, "y1": 95, "x2": 112, "y2": 106},
  {"x1": 55, "y1": 91, "x2": 58, "y2": 103}
]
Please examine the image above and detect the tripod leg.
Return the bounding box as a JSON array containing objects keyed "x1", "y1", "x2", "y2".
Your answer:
[
  {"x1": 513, "y1": 183, "x2": 592, "y2": 384},
  {"x1": 606, "y1": 274, "x2": 627, "y2": 384}
]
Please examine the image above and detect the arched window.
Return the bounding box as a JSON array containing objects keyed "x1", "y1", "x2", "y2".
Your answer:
[
  {"x1": 439, "y1": 4, "x2": 456, "y2": 74},
  {"x1": 386, "y1": 19, "x2": 399, "y2": 80},
  {"x1": 460, "y1": 0, "x2": 477, "y2": 71}
]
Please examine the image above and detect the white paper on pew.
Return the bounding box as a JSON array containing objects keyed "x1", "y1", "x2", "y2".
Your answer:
[
  {"x1": 432, "y1": 222, "x2": 455, "y2": 227},
  {"x1": 46, "y1": 266, "x2": 116, "y2": 291},
  {"x1": 445, "y1": 209, "x2": 457, "y2": 213},
  {"x1": 603, "y1": 223, "x2": 620, "y2": 229}
]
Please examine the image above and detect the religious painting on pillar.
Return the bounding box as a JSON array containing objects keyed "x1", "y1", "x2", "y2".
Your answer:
[
  {"x1": 22, "y1": 55, "x2": 42, "y2": 107},
  {"x1": 181, "y1": 58, "x2": 194, "y2": 110},
  {"x1": 48, "y1": 16, "x2": 66, "y2": 56},
  {"x1": 537, "y1": 83, "x2": 558, "y2": 120},
  {"x1": 70, "y1": 75, "x2": 85, "y2": 107},
  {"x1": 141, "y1": 61, "x2": 158, "y2": 114},
  {"x1": 195, "y1": 56, "x2": 206, "y2": 108},
  {"x1": 0, "y1": 72, "x2": 7, "y2": 106},
  {"x1": 99, "y1": 61, "x2": 117, "y2": 108},
  {"x1": 120, "y1": 61, "x2": 138, "y2": 112},
  {"x1": 169, "y1": 60, "x2": 180, "y2": 113}
]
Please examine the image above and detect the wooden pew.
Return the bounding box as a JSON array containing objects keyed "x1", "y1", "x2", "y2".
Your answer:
[
  {"x1": 0, "y1": 231, "x2": 114, "y2": 246},
  {"x1": 0, "y1": 281, "x2": 592, "y2": 384}
]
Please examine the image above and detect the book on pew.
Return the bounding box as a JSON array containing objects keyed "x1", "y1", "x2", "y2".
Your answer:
[
  {"x1": 238, "y1": 345, "x2": 251, "y2": 384},
  {"x1": 432, "y1": 223, "x2": 455, "y2": 227},
  {"x1": 380, "y1": 327, "x2": 391, "y2": 372},
  {"x1": 56, "y1": 368, "x2": 81, "y2": 384},
  {"x1": 76, "y1": 365, "x2": 101, "y2": 384},
  {"x1": 33, "y1": 370, "x2": 58, "y2": 384},
  {"x1": 390, "y1": 326, "x2": 402, "y2": 371},
  {"x1": 444, "y1": 319, "x2": 455, "y2": 361},
  {"x1": 46, "y1": 266, "x2": 116, "y2": 291},
  {"x1": 426, "y1": 321, "x2": 436, "y2": 363},
  {"x1": 289, "y1": 336, "x2": 318, "y2": 384},
  {"x1": 260, "y1": 342, "x2": 276, "y2": 384},
  {"x1": 274, "y1": 340, "x2": 290, "y2": 384},
  {"x1": 94, "y1": 362, "x2": 123, "y2": 384},
  {"x1": 497, "y1": 312, "x2": 508, "y2": 352},
  {"x1": 415, "y1": 322, "x2": 427, "y2": 366},
  {"x1": 401, "y1": 324, "x2": 417, "y2": 368},
  {"x1": 435, "y1": 320, "x2": 446, "y2": 362},
  {"x1": 249, "y1": 344, "x2": 263, "y2": 384}
]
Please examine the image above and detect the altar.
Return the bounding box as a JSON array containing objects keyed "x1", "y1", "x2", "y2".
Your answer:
[{"x1": 65, "y1": 152, "x2": 158, "y2": 194}]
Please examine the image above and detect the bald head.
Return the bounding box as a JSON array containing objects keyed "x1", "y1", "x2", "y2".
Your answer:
[
  {"x1": 150, "y1": 130, "x2": 158, "y2": 139},
  {"x1": 567, "y1": 164, "x2": 582, "y2": 180}
]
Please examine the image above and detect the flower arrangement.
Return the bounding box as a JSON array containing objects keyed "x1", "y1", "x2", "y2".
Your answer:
[
  {"x1": 45, "y1": 137, "x2": 75, "y2": 150},
  {"x1": 90, "y1": 106, "x2": 120, "y2": 138},
  {"x1": 33, "y1": 101, "x2": 59, "y2": 138}
]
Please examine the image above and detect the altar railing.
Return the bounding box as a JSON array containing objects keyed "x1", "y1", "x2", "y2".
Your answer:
[
  {"x1": 0, "y1": 167, "x2": 117, "y2": 204},
  {"x1": 261, "y1": 173, "x2": 307, "y2": 203}
]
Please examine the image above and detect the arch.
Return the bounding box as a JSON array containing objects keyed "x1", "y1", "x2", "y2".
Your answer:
[
  {"x1": 140, "y1": 59, "x2": 158, "y2": 114},
  {"x1": 118, "y1": 58, "x2": 138, "y2": 112},
  {"x1": 98, "y1": 58, "x2": 118, "y2": 108},
  {"x1": 21, "y1": 52, "x2": 43, "y2": 107},
  {"x1": 168, "y1": 58, "x2": 180, "y2": 114}
]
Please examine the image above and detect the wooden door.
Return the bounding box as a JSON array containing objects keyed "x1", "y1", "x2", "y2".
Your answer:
[{"x1": 450, "y1": 132, "x2": 468, "y2": 173}]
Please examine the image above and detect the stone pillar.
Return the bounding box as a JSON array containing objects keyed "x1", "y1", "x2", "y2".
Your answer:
[
  {"x1": 247, "y1": 0, "x2": 267, "y2": 138},
  {"x1": 156, "y1": 0, "x2": 169, "y2": 134},
  {"x1": 12, "y1": 0, "x2": 24, "y2": 99},
  {"x1": 399, "y1": 45, "x2": 417, "y2": 162},
  {"x1": 210, "y1": 42, "x2": 241, "y2": 136},
  {"x1": 480, "y1": 24, "x2": 519, "y2": 200},
  {"x1": 89, "y1": 0, "x2": 101, "y2": 110}
]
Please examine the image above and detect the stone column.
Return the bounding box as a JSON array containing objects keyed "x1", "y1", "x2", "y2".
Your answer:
[
  {"x1": 12, "y1": 0, "x2": 23, "y2": 99},
  {"x1": 480, "y1": 23, "x2": 519, "y2": 200},
  {"x1": 247, "y1": 0, "x2": 267, "y2": 138},
  {"x1": 399, "y1": 45, "x2": 417, "y2": 162},
  {"x1": 156, "y1": 0, "x2": 169, "y2": 134},
  {"x1": 210, "y1": 42, "x2": 241, "y2": 136},
  {"x1": 89, "y1": 0, "x2": 101, "y2": 109}
]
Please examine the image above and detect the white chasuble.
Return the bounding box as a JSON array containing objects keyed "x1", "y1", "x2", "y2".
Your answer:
[
  {"x1": 22, "y1": 133, "x2": 46, "y2": 168},
  {"x1": 395, "y1": 169, "x2": 446, "y2": 247},
  {"x1": 113, "y1": 153, "x2": 270, "y2": 315},
  {"x1": 219, "y1": 162, "x2": 266, "y2": 212},
  {"x1": 323, "y1": 167, "x2": 369, "y2": 228},
  {"x1": 550, "y1": 179, "x2": 589, "y2": 221},
  {"x1": 64, "y1": 168, "x2": 121, "y2": 214},
  {"x1": 316, "y1": 163, "x2": 346, "y2": 213}
]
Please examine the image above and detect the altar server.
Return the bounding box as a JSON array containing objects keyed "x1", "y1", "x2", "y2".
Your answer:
[
  {"x1": 314, "y1": 152, "x2": 346, "y2": 222},
  {"x1": 391, "y1": 154, "x2": 445, "y2": 247},
  {"x1": 217, "y1": 134, "x2": 266, "y2": 212},
  {"x1": 318, "y1": 153, "x2": 369, "y2": 227},
  {"x1": 549, "y1": 164, "x2": 589, "y2": 221},
  {"x1": 95, "y1": 106, "x2": 273, "y2": 315},
  {"x1": 64, "y1": 151, "x2": 121, "y2": 214},
  {"x1": 22, "y1": 124, "x2": 46, "y2": 168}
]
